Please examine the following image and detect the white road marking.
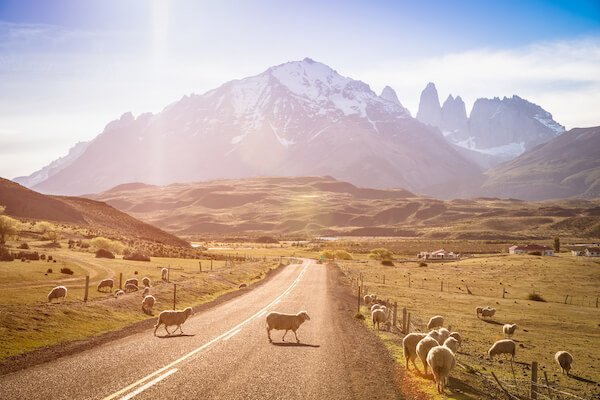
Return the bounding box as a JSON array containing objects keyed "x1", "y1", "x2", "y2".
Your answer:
[
  {"x1": 119, "y1": 369, "x2": 178, "y2": 400},
  {"x1": 103, "y1": 260, "x2": 310, "y2": 400},
  {"x1": 256, "y1": 310, "x2": 267, "y2": 318},
  {"x1": 222, "y1": 328, "x2": 242, "y2": 341}
]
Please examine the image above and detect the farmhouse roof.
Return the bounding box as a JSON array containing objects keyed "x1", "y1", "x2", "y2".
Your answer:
[{"x1": 512, "y1": 244, "x2": 552, "y2": 251}]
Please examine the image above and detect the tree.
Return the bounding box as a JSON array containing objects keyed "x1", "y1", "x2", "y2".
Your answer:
[
  {"x1": 553, "y1": 236, "x2": 560, "y2": 253},
  {"x1": 90, "y1": 236, "x2": 125, "y2": 255},
  {"x1": 0, "y1": 215, "x2": 20, "y2": 244}
]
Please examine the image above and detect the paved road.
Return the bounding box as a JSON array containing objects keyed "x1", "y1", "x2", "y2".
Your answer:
[{"x1": 0, "y1": 260, "x2": 401, "y2": 399}]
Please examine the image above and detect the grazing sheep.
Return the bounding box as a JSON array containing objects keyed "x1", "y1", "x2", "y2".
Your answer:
[
  {"x1": 266, "y1": 311, "x2": 310, "y2": 343},
  {"x1": 476, "y1": 306, "x2": 484, "y2": 318},
  {"x1": 427, "y1": 315, "x2": 444, "y2": 330},
  {"x1": 142, "y1": 277, "x2": 151, "y2": 287},
  {"x1": 364, "y1": 294, "x2": 374, "y2": 306},
  {"x1": 481, "y1": 307, "x2": 496, "y2": 319},
  {"x1": 142, "y1": 295, "x2": 156, "y2": 314},
  {"x1": 443, "y1": 337, "x2": 460, "y2": 353},
  {"x1": 125, "y1": 278, "x2": 138, "y2": 288},
  {"x1": 47, "y1": 286, "x2": 67, "y2": 303},
  {"x1": 114, "y1": 289, "x2": 124, "y2": 298},
  {"x1": 161, "y1": 268, "x2": 168, "y2": 281},
  {"x1": 125, "y1": 283, "x2": 139, "y2": 293},
  {"x1": 96, "y1": 279, "x2": 113, "y2": 292},
  {"x1": 555, "y1": 351, "x2": 573, "y2": 375},
  {"x1": 427, "y1": 345, "x2": 456, "y2": 394},
  {"x1": 488, "y1": 339, "x2": 516, "y2": 361},
  {"x1": 503, "y1": 324, "x2": 518, "y2": 338},
  {"x1": 142, "y1": 287, "x2": 150, "y2": 297},
  {"x1": 427, "y1": 328, "x2": 450, "y2": 345},
  {"x1": 449, "y1": 332, "x2": 462, "y2": 346},
  {"x1": 417, "y1": 336, "x2": 440, "y2": 374},
  {"x1": 372, "y1": 308, "x2": 387, "y2": 331},
  {"x1": 154, "y1": 307, "x2": 193, "y2": 336},
  {"x1": 402, "y1": 333, "x2": 427, "y2": 371}
]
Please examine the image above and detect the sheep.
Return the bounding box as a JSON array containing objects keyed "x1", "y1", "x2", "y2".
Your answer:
[
  {"x1": 417, "y1": 336, "x2": 440, "y2": 374},
  {"x1": 372, "y1": 308, "x2": 387, "y2": 331},
  {"x1": 47, "y1": 286, "x2": 67, "y2": 303},
  {"x1": 481, "y1": 307, "x2": 496, "y2": 319},
  {"x1": 142, "y1": 277, "x2": 151, "y2": 287},
  {"x1": 449, "y1": 332, "x2": 462, "y2": 346},
  {"x1": 503, "y1": 324, "x2": 518, "y2": 338},
  {"x1": 427, "y1": 315, "x2": 444, "y2": 330},
  {"x1": 364, "y1": 294, "x2": 374, "y2": 306},
  {"x1": 142, "y1": 287, "x2": 150, "y2": 297},
  {"x1": 154, "y1": 307, "x2": 193, "y2": 336},
  {"x1": 142, "y1": 295, "x2": 156, "y2": 314},
  {"x1": 161, "y1": 268, "x2": 168, "y2": 281},
  {"x1": 488, "y1": 339, "x2": 516, "y2": 361},
  {"x1": 125, "y1": 283, "x2": 139, "y2": 293},
  {"x1": 125, "y1": 278, "x2": 138, "y2": 288},
  {"x1": 370, "y1": 304, "x2": 383, "y2": 313},
  {"x1": 476, "y1": 306, "x2": 484, "y2": 318},
  {"x1": 115, "y1": 289, "x2": 124, "y2": 298},
  {"x1": 97, "y1": 279, "x2": 113, "y2": 292},
  {"x1": 443, "y1": 337, "x2": 460, "y2": 353},
  {"x1": 266, "y1": 311, "x2": 310, "y2": 343},
  {"x1": 428, "y1": 328, "x2": 450, "y2": 345},
  {"x1": 555, "y1": 351, "x2": 573, "y2": 375},
  {"x1": 427, "y1": 344, "x2": 457, "y2": 394},
  {"x1": 402, "y1": 333, "x2": 427, "y2": 371}
]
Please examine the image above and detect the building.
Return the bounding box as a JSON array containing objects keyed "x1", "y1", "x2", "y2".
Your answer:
[
  {"x1": 585, "y1": 247, "x2": 600, "y2": 257},
  {"x1": 509, "y1": 244, "x2": 554, "y2": 256},
  {"x1": 418, "y1": 249, "x2": 459, "y2": 260},
  {"x1": 569, "y1": 244, "x2": 599, "y2": 257}
]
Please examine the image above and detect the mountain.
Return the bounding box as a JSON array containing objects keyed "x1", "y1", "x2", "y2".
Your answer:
[
  {"x1": 88, "y1": 175, "x2": 600, "y2": 239},
  {"x1": 14, "y1": 141, "x2": 89, "y2": 188},
  {"x1": 480, "y1": 126, "x2": 600, "y2": 200},
  {"x1": 380, "y1": 86, "x2": 406, "y2": 110},
  {"x1": 416, "y1": 83, "x2": 565, "y2": 164},
  {"x1": 26, "y1": 58, "x2": 480, "y2": 197},
  {"x1": 0, "y1": 178, "x2": 188, "y2": 247}
]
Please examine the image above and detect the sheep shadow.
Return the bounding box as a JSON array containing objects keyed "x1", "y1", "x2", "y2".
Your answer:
[
  {"x1": 569, "y1": 374, "x2": 596, "y2": 384},
  {"x1": 480, "y1": 319, "x2": 504, "y2": 326},
  {"x1": 271, "y1": 342, "x2": 320, "y2": 348},
  {"x1": 155, "y1": 333, "x2": 196, "y2": 339}
]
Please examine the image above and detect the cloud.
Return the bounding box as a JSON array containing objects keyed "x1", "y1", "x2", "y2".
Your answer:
[{"x1": 357, "y1": 37, "x2": 600, "y2": 128}]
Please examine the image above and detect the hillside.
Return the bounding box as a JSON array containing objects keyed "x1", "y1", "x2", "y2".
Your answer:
[
  {"x1": 481, "y1": 126, "x2": 600, "y2": 200},
  {"x1": 89, "y1": 176, "x2": 600, "y2": 240},
  {"x1": 0, "y1": 178, "x2": 188, "y2": 247}
]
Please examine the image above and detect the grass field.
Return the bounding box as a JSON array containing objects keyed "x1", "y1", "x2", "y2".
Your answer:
[
  {"x1": 0, "y1": 243, "x2": 281, "y2": 361},
  {"x1": 337, "y1": 253, "x2": 600, "y2": 399}
]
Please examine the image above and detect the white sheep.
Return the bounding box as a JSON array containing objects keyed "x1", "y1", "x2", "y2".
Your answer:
[
  {"x1": 142, "y1": 295, "x2": 156, "y2": 314},
  {"x1": 47, "y1": 286, "x2": 67, "y2": 303},
  {"x1": 161, "y1": 268, "x2": 168, "y2": 281},
  {"x1": 125, "y1": 283, "x2": 139, "y2": 293},
  {"x1": 372, "y1": 308, "x2": 388, "y2": 331},
  {"x1": 417, "y1": 336, "x2": 440, "y2": 374},
  {"x1": 154, "y1": 307, "x2": 193, "y2": 336},
  {"x1": 142, "y1": 287, "x2": 150, "y2": 297},
  {"x1": 427, "y1": 344, "x2": 457, "y2": 394},
  {"x1": 488, "y1": 339, "x2": 516, "y2": 361},
  {"x1": 427, "y1": 328, "x2": 450, "y2": 345},
  {"x1": 125, "y1": 278, "x2": 138, "y2": 288},
  {"x1": 476, "y1": 306, "x2": 484, "y2": 318},
  {"x1": 443, "y1": 337, "x2": 460, "y2": 353},
  {"x1": 503, "y1": 323, "x2": 518, "y2": 338},
  {"x1": 370, "y1": 303, "x2": 383, "y2": 313},
  {"x1": 97, "y1": 279, "x2": 113, "y2": 292},
  {"x1": 114, "y1": 289, "x2": 124, "y2": 298},
  {"x1": 266, "y1": 311, "x2": 310, "y2": 343},
  {"x1": 427, "y1": 315, "x2": 444, "y2": 329},
  {"x1": 142, "y1": 277, "x2": 151, "y2": 287},
  {"x1": 449, "y1": 332, "x2": 462, "y2": 346},
  {"x1": 363, "y1": 294, "x2": 373, "y2": 306},
  {"x1": 481, "y1": 307, "x2": 496, "y2": 319},
  {"x1": 555, "y1": 351, "x2": 573, "y2": 375},
  {"x1": 402, "y1": 333, "x2": 427, "y2": 371}
]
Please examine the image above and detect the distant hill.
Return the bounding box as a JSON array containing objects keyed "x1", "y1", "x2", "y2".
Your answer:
[
  {"x1": 0, "y1": 178, "x2": 188, "y2": 247},
  {"x1": 89, "y1": 176, "x2": 600, "y2": 239},
  {"x1": 481, "y1": 127, "x2": 600, "y2": 200}
]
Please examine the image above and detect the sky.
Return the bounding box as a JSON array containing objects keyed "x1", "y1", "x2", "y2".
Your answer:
[{"x1": 1, "y1": 0, "x2": 599, "y2": 178}]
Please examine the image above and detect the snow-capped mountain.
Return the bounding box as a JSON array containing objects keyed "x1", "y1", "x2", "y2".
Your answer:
[
  {"x1": 416, "y1": 83, "x2": 565, "y2": 164},
  {"x1": 24, "y1": 58, "x2": 480, "y2": 196}
]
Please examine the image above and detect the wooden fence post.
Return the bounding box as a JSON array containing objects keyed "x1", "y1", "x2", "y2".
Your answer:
[
  {"x1": 531, "y1": 361, "x2": 538, "y2": 400},
  {"x1": 502, "y1": 287, "x2": 506, "y2": 298},
  {"x1": 402, "y1": 307, "x2": 407, "y2": 333},
  {"x1": 408, "y1": 274, "x2": 411, "y2": 288},
  {"x1": 393, "y1": 302, "x2": 398, "y2": 327},
  {"x1": 441, "y1": 281, "x2": 443, "y2": 292},
  {"x1": 84, "y1": 275, "x2": 89, "y2": 302},
  {"x1": 119, "y1": 272, "x2": 123, "y2": 289},
  {"x1": 596, "y1": 296, "x2": 599, "y2": 308},
  {"x1": 199, "y1": 261, "x2": 202, "y2": 272},
  {"x1": 357, "y1": 285, "x2": 361, "y2": 314},
  {"x1": 383, "y1": 274, "x2": 385, "y2": 285},
  {"x1": 173, "y1": 283, "x2": 177, "y2": 310}
]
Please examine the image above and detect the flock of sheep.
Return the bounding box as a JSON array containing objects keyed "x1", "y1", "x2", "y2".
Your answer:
[{"x1": 365, "y1": 295, "x2": 574, "y2": 394}]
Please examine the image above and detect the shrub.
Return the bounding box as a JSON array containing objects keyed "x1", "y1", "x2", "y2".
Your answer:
[
  {"x1": 46, "y1": 268, "x2": 53, "y2": 273},
  {"x1": 18, "y1": 242, "x2": 29, "y2": 249},
  {"x1": 0, "y1": 246, "x2": 13, "y2": 261},
  {"x1": 90, "y1": 237, "x2": 125, "y2": 255},
  {"x1": 418, "y1": 261, "x2": 428, "y2": 267},
  {"x1": 15, "y1": 251, "x2": 40, "y2": 261},
  {"x1": 369, "y1": 248, "x2": 393, "y2": 260},
  {"x1": 123, "y1": 252, "x2": 151, "y2": 262},
  {"x1": 40, "y1": 254, "x2": 46, "y2": 260},
  {"x1": 527, "y1": 293, "x2": 546, "y2": 302},
  {"x1": 60, "y1": 267, "x2": 74, "y2": 275},
  {"x1": 48, "y1": 255, "x2": 53, "y2": 261},
  {"x1": 354, "y1": 312, "x2": 365, "y2": 320},
  {"x1": 256, "y1": 236, "x2": 279, "y2": 244},
  {"x1": 95, "y1": 249, "x2": 115, "y2": 259},
  {"x1": 381, "y1": 259, "x2": 395, "y2": 266},
  {"x1": 79, "y1": 241, "x2": 90, "y2": 249},
  {"x1": 334, "y1": 250, "x2": 353, "y2": 260}
]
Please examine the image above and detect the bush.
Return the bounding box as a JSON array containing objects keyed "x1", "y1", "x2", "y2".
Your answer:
[
  {"x1": 418, "y1": 261, "x2": 428, "y2": 267},
  {"x1": 18, "y1": 242, "x2": 29, "y2": 249},
  {"x1": 123, "y1": 252, "x2": 151, "y2": 262},
  {"x1": 95, "y1": 249, "x2": 115, "y2": 259},
  {"x1": 256, "y1": 236, "x2": 279, "y2": 244},
  {"x1": 60, "y1": 267, "x2": 74, "y2": 275},
  {"x1": 320, "y1": 250, "x2": 336, "y2": 260},
  {"x1": 0, "y1": 246, "x2": 14, "y2": 261},
  {"x1": 527, "y1": 293, "x2": 546, "y2": 302},
  {"x1": 40, "y1": 254, "x2": 46, "y2": 260},
  {"x1": 369, "y1": 248, "x2": 393, "y2": 260},
  {"x1": 381, "y1": 259, "x2": 395, "y2": 266},
  {"x1": 15, "y1": 251, "x2": 40, "y2": 261},
  {"x1": 91, "y1": 237, "x2": 125, "y2": 255},
  {"x1": 334, "y1": 250, "x2": 353, "y2": 260},
  {"x1": 46, "y1": 268, "x2": 53, "y2": 273},
  {"x1": 47, "y1": 255, "x2": 53, "y2": 261}
]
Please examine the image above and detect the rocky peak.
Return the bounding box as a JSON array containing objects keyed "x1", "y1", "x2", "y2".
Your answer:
[
  {"x1": 441, "y1": 94, "x2": 468, "y2": 136},
  {"x1": 416, "y1": 82, "x2": 442, "y2": 127}
]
